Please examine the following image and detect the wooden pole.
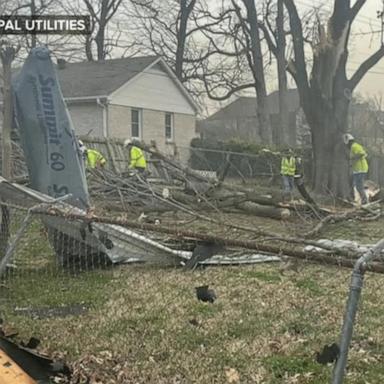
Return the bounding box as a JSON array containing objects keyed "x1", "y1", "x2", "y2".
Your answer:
[
  {"x1": 0, "y1": 43, "x2": 17, "y2": 258},
  {"x1": 0, "y1": 44, "x2": 16, "y2": 180}
]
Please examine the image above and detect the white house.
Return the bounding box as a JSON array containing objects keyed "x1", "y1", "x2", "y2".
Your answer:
[
  {"x1": 1, "y1": 56, "x2": 198, "y2": 161},
  {"x1": 55, "y1": 55, "x2": 199, "y2": 160}
]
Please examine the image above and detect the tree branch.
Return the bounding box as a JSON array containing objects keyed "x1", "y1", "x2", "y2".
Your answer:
[
  {"x1": 350, "y1": 0, "x2": 366, "y2": 22},
  {"x1": 349, "y1": 45, "x2": 384, "y2": 90},
  {"x1": 258, "y1": 22, "x2": 277, "y2": 56},
  {"x1": 200, "y1": 77, "x2": 256, "y2": 101},
  {"x1": 282, "y1": 0, "x2": 309, "y2": 91}
]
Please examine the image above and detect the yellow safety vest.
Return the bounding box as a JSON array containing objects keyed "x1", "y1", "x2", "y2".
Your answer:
[
  {"x1": 281, "y1": 156, "x2": 296, "y2": 176},
  {"x1": 129, "y1": 146, "x2": 147, "y2": 169},
  {"x1": 86, "y1": 149, "x2": 106, "y2": 169},
  {"x1": 350, "y1": 142, "x2": 368, "y2": 173}
]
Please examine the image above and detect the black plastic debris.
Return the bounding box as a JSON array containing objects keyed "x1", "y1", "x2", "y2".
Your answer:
[
  {"x1": 195, "y1": 285, "x2": 217, "y2": 303},
  {"x1": 316, "y1": 343, "x2": 340, "y2": 365}
]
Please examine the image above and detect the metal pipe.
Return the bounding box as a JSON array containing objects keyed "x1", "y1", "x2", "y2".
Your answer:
[
  {"x1": 331, "y1": 239, "x2": 384, "y2": 384},
  {"x1": 0, "y1": 194, "x2": 72, "y2": 277}
]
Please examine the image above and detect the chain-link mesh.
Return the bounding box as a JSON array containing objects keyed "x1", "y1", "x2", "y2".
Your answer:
[{"x1": 0, "y1": 203, "x2": 114, "y2": 311}]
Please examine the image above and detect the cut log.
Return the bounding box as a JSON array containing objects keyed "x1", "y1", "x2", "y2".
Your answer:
[
  {"x1": 245, "y1": 192, "x2": 282, "y2": 207},
  {"x1": 236, "y1": 201, "x2": 290, "y2": 220}
]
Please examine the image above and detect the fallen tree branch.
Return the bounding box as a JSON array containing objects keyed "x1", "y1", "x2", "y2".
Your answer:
[
  {"x1": 31, "y1": 208, "x2": 381, "y2": 271},
  {"x1": 303, "y1": 208, "x2": 364, "y2": 238}
]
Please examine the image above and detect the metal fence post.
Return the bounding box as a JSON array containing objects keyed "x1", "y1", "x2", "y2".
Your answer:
[
  {"x1": 0, "y1": 194, "x2": 73, "y2": 277},
  {"x1": 331, "y1": 239, "x2": 384, "y2": 384}
]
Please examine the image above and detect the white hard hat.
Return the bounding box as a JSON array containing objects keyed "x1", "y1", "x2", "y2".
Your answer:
[
  {"x1": 78, "y1": 139, "x2": 86, "y2": 152},
  {"x1": 343, "y1": 133, "x2": 354, "y2": 144},
  {"x1": 124, "y1": 138, "x2": 132, "y2": 147}
]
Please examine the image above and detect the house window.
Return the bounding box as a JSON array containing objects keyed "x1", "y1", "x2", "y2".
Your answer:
[
  {"x1": 131, "y1": 108, "x2": 142, "y2": 138},
  {"x1": 165, "y1": 112, "x2": 174, "y2": 141}
]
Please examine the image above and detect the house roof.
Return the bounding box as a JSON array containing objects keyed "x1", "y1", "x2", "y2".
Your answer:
[
  {"x1": 3, "y1": 54, "x2": 199, "y2": 112},
  {"x1": 56, "y1": 55, "x2": 159, "y2": 98},
  {"x1": 205, "y1": 89, "x2": 300, "y2": 121}
]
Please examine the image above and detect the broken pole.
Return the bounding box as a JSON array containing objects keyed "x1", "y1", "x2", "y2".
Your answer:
[
  {"x1": 0, "y1": 42, "x2": 18, "y2": 259},
  {"x1": 30, "y1": 208, "x2": 384, "y2": 274},
  {"x1": 0, "y1": 43, "x2": 16, "y2": 180}
]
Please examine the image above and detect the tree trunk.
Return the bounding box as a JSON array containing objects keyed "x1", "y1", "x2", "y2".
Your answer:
[
  {"x1": 95, "y1": 0, "x2": 109, "y2": 61},
  {"x1": 175, "y1": 0, "x2": 188, "y2": 80},
  {"x1": 307, "y1": 99, "x2": 350, "y2": 197},
  {"x1": 242, "y1": 0, "x2": 272, "y2": 145},
  {"x1": 276, "y1": 0, "x2": 290, "y2": 146},
  {"x1": 30, "y1": 0, "x2": 37, "y2": 49},
  {"x1": 85, "y1": 34, "x2": 93, "y2": 61},
  {"x1": 96, "y1": 25, "x2": 106, "y2": 60}
]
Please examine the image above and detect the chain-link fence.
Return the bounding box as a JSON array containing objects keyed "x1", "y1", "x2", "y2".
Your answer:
[
  {"x1": 78, "y1": 138, "x2": 384, "y2": 192},
  {"x1": 0, "y1": 202, "x2": 114, "y2": 311}
]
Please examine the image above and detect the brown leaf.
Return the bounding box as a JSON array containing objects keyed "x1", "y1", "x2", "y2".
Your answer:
[{"x1": 225, "y1": 367, "x2": 240, "y2": 383}]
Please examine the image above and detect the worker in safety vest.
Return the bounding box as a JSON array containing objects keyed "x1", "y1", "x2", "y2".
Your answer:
[
  {"x1": 86, "y1": 148, "x2": 106, "y2": 169},
  {"x1": 343, "y1": 133, "x2": 368, "y2": 204},
  {"x1": 79, "y1": 140, "x2": 106, "y2": 169},
  {"x1": 281, "y1": 148, "x2": 296, "y2": 202},
  {"x1": 124, "y1": 139, "x2": 147, "y2": 174}
]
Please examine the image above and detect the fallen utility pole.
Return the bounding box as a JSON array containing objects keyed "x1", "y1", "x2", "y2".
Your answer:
[{"x1": 32, "y1": 208, "x2": 384, "y2": 274}]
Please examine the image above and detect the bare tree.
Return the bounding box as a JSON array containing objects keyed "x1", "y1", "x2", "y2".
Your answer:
[
  {"x1": 127, "y1": 0, "x2": 208, "y2": 82},
  {"x1": 232, "y1": 0, "x2": 272, "y2": 144},
  {"x1": 61, "y1": 0, "x2": 124, "y2": 61},
  {"x1": 175, "y1": 0, "x2": 197, "y2": 79},
  {"x1": 281, "y1": 0, "x2": 384, "y2": 196},
  {"x1": 195, "y1": 0, "x2": 273, "y2": 143},
  {"x1": 259, "y1": 0, "x2": 320, "y2": 146},
  {"x1": 125, "y1": 0, "x2": 236, "y2": 113},
  {"x1": 24, "y1": 0, "x2": 69, "y2": 52},
  {"x1": 85, "y1": 0, "x2": 124, "y2": 60}
]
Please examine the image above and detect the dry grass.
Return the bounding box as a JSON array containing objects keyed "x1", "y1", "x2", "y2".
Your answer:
[
  {"x1": 2, "y1": 206, "x2": 384, "y2": 383},
  {"x1": 3, "y1": 261, "x2": 384, "y2": 383}
]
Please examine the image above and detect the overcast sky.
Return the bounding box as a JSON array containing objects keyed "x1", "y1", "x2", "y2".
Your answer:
[{"x1": 349, "y1": 0, "x2": 384, "y2": 100}]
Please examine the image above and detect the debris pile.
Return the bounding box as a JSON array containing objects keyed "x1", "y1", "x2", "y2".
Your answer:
[
  {"x1": 0, "y1": 322, "x2": 70, "y2": 383},
  {"x1": 86, "y1": 145, "x2": 322, "y2": 221}
]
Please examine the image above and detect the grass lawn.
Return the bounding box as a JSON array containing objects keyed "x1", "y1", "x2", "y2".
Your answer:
[
  {"x1": 2, "y1": 208, "x2": 384, "y2": 383},
  {"x1": 2, "y1": 261, "x2": 384, "y2": 383}
]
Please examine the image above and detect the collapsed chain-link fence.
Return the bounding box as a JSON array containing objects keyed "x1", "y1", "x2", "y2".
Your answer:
[{"x1": 0, "y1": 203, "x2": 114, "y2": 312}]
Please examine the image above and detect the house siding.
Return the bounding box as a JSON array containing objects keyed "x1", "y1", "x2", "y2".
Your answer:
[
  {"x1": 173, "y1": 113, "x2": 196, "y2": 163},
  {"x1": 110, "y1": 64, "x2": 196, "y2": 116},
  {"x1": 108, "y1": 104, "x2": 131, "y2": 139},
  {"x1": 107, "y1": 104, "x2": 196, "y2": 163},
  {"x1": 67, "y1": 102, "x2": 104, "y2": 137}
]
